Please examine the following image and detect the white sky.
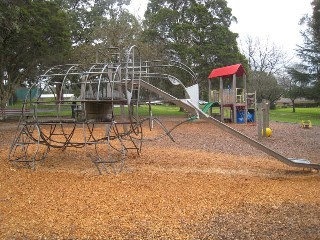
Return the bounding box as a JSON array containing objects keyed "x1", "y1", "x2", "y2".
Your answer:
[
  {"x1": 128, "y1": 0, "x2": 312, "y2": 59},
  {"x1": 228, "y1": 0, "x2": 312, "y2": 59}
]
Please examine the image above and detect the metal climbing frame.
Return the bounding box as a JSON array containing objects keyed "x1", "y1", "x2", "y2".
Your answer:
[
  {"x1": 8, "y1": 46, "x2": 199, "y2": 174},
  {"x1": 8, "y1": 47, "x2": 320, "y2": 173}
]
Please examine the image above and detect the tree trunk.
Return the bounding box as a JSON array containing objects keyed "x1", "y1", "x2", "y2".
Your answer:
[
  {"x1": 291, "y1": 99, "x2": 296, "y2": 113},
  {"x1": 0, "y1": 89, "x2": 10, "y2": 120}
]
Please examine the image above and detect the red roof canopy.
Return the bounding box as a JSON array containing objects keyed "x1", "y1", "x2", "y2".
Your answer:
[{"x1": 208, "y1": 64, "x2": 246, "y2": 79}]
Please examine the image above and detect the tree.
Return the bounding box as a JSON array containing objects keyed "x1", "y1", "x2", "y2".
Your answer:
[
  {"x1": 55, "y1": 0, "x2": 140, "y2": 64},
  {"x1": 239, "y1": 36, "x2": 292, "y2": 108},
  {"x1": 282, "y1": 64, "x2": 313, "y2": 112},
  {"x1": 249, "y1": 71, "x2": 283, "y2": 109},
  {"x1": 55, "y1": 0, "x2": 131, "y2": 44},
  {"x1": 280, "y1": 74, "x2": 304, "y2": 113},
  {"x1": 240, "y1": 36, "x2": 290, "y2": 76},
  {"x1": 69, "y1": 9, "x2": 143, "y2": 64},
  {"x1": 295, "y1": 0, "x2": 320, "y2": 101},
  {"x1": 142, "y1": 0, "x2": 247, "y2": 99},
  {"x1": 0, "y1": 1, "x2": 71, "y2": 114}
]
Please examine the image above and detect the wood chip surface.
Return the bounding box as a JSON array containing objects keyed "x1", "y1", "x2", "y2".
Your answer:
[{"x1": 0, "y1": 118, "x2": 319, "y2": 239}]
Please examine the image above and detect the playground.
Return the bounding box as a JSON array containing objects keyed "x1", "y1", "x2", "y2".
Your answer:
[
  {"x1": 1, "y1": 46, "x2": 320, "y2": 238},
  {"x1": 0, "y1": 118, "x2": 319, "y2": 239}
]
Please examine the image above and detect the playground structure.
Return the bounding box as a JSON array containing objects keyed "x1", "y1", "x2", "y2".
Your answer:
[
  {"x1": 207, "y1": 64, "x2": 256, "y2": 124},
  {"x1": 8, "y1": 46, "x2": 198, "y2": 174},
  {"x1": 8, "y1": 46, "x2": 320, "y2": 174}
]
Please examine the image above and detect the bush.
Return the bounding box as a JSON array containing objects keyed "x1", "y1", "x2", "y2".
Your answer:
[{"x1": 294, "y1": 102, "x2": 320, "y2": 108}]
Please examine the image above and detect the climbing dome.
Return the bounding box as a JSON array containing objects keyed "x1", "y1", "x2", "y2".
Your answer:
[{"x1": 8, "y1": 46, "x2": 199, "y2": 174}]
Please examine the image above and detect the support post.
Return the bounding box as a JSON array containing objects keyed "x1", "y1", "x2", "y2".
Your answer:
[
  {"x1": 208, "y1": 79, "x2": 212, "y2": 102},
  {"x1": 258, "y1": 100, "x2": 270, "y2": 138},
  {"x1": 232, "y1": 74, "x2": 237, "y2": 123},
  {"x1": 219, "y1": 77, "x2": 224, "y2": 122},
  {"x1": 208, "y1": 79, "x2": 212, "y2": 116},
  {"x1": 257, "y1": 103, "x2": 263, "y2": 140},
  {"x1": 263, "y1": 107, "x2": 267, "y2": 137},
  {"x1": 263, "y1": 99, "x2": 270, "y2": 128},
  {"x1": 243, "y1": 73, "x2": 247, "y2": 123}
]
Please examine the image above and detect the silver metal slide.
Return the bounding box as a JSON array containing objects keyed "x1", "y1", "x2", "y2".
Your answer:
[{"x1": 140, "y1": 80, "x2": 320, "y2": 171}]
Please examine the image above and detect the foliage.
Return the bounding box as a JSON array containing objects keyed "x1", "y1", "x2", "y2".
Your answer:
[
  {"x1": 295, "y1": 0, "x2": 320, "y2": 101},
  {"x1": 55, "y1": 0, "x2": 141, "y2": 64},
  {"x1": 248, "y1": 71, "x2": 283, "y2": 108},
  {"x1": 55, "y1": 0, "x2": 130, "y2": 44},
  {"x1": 0, "y1": 0, "x2": 71, "y2": 112},
  {"x1": 281, "y1": 64, "x2": 311, "y2": 112},
  {"x1": 142, "y1": 0, "x2": 247, "y2": 99},
  {"x1": 283, "y1": 85, "x2": 304, "y2": 113}
]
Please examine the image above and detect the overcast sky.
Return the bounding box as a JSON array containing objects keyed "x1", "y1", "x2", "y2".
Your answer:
[
  {"x1": 128, "y1": 0, "x2": 312, "y2": 59},
  {"x1": 227, "y1": 0, "x2": 312, "y2": 59}
]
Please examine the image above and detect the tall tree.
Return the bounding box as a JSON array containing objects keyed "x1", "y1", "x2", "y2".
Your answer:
[
  {"x1": 249, "y1": 71, "x2": 284, "y2": 109},
  {"x1": 240, "y1": 36, "x2": 290, "y2": 76},
  {"x1": 239, "y1": 36, "x2": 290, "y2": 107},
  {"x1": 56, "y1": 0, "x2": 140, "y2": 64},
  {"x1": 0, "y1": 0, "x2": 71, "y2": 114},
  {"x1": 280, "y1": 68, "x2": 308, "y2": 113},
  {"x1": 142, "y1": 0, "x2": 246, "y2": 98},
  {"x1": 70, "y1": 9, "x2": 142, "y2": 64},
  {"x1": 295, "y1": 0, "x2": 320, "y2": 101}
]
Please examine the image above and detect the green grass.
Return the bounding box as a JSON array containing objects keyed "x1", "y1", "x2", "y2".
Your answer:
[
  {"x1": 6, "y1": 101, "x2": 320, "y2": 126},
  {"x1": 145, "y1": 105, "x2": 320, "y2": 126},
  {"x1": 135, "y1": 105, "x2": 186, "y2": 116},
  {"x1": 26, "y1": 104, "x2": 187, "y2": 118},
  {"x1": 270, "y1": 107, "x2": 320, "y2": 126}
]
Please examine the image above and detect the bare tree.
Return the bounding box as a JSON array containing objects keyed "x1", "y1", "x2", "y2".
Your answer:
[
  {"x1": 240, "y1": 36, "x2": 291, "y2": 76},
  {"x1": 249, "y1": 71, "x2": 284, "y2": 108},
  {"x1": 238, "y1": 36, "x2": 292, "y2": 108}
]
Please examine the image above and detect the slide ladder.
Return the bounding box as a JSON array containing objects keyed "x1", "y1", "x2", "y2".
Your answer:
[{"x1": 139, "y1": 80, "x2": 320, "y2": 171}]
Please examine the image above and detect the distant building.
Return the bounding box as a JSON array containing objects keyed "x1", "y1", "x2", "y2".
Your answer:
[{"x1": 276, "y1": 98, "x2": 315, "y2": 107}]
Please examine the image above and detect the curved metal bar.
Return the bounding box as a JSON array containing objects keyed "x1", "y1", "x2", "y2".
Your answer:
[
  {"x1": 96, "y1": 64, "x2": 109, "y2": 101},
  {"x1": 129, "y1": 116, "x2": 194, "y2": 142},
  {"x1": 37, "y1": 123, "x2": 77, "y2": 149},
  {"x1": 8, "y1": 123, "x2": 42, "y2": 170},
  {"x1": 9, "y1": 45, "x2": 202, "y2": 174}
]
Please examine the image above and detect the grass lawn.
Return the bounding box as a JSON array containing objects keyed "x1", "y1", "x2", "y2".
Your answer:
[
  {"x1": 24, "y1": 104, "x2": 188, "y2": 118},
  {"x1": 139, "y1": 105, "x2": 320, "y2": 126},
  {"x1": 5, "y1": 102, "x2": 320, "y2": 126},
  {"x1": 270, "y1": 107, "x2": 320, "y2": 126},
  {"x1": 142, "y1": 105, "x2": 320, "y2": 126},
  {"x1": 131, "y1": 104, "x2": 186, "y2": 117}
]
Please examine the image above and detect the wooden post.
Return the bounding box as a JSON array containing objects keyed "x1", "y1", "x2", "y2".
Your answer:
[
  {"x1": 263, "y1": 99, "x2": 270, "y2": 128},
  {"x1": 208, "y1": 79, "x2": 212, "y2": 102},
  {"x1": 220, "y1": 77, "x2": 224, "y2": 122},
  {"x1": 208, "y1": 78, "x2": 212, "y2": 116},
  {"x1": 257, "y1": 103, "x2": 263, "y2": 140},
  {"x1": 232, "y1": 74, "x2": 237, "y2": 123},
  {"x1": 262, "y1": 106, "x2": 267, "y2": 137},
  {"x1": 243, "y1": 73, "x2": 247, "y2": 123}
]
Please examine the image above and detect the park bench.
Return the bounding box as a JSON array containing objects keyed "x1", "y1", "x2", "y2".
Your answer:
[{"x1": 0, "y1": 109, "x2": 31, "y2": 119}]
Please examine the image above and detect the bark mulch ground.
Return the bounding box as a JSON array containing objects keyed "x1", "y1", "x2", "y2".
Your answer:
[{"x1": 0, "y1": 118, "x2": 319, "y2": 239}]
